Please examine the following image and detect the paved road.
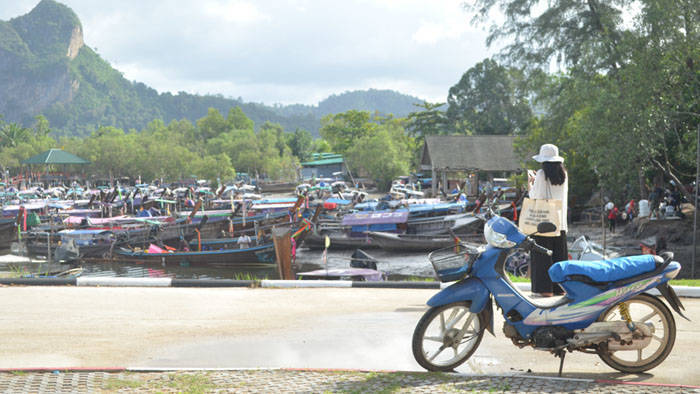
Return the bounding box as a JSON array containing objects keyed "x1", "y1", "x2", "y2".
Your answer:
[{"x1": 0, "y1": 286, "x2": 698, "y2": 385}]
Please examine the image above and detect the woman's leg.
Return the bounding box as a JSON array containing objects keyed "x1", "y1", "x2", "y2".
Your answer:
[
  {"x1": 549, "y1": 231, "x2": 568, "y2": 295},
  {"x1": 530, "y1": 235, "x2": 555, "y2": 294}
]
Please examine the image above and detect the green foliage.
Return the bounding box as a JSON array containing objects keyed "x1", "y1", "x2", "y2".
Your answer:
[
  {"x1": 446, "y1": 58, "x2": 532, "y2": 135},
  {"x1": 287, "y1": 129, "x2": 314, "y2": 161},
  {"x1": 317, "y1": 89, "x2": 422, "y2": 118},
  {"x1": 342, "y1": 114, "x2": 414, "y2": 191},
  {"x1": 469, "y1": 0, "x2": 628, "y2": 74},
  {"x1": 196, "y1": 108, "x2": 228, "y2": 139},
  {"x1": 0, "y1": 107, "x2": 306, "y2": 184},
  {"x1": 319, "y1": 110, "x2": 377, "y2": 154},
  {"x1": 406, "y1": 101, "x2": 450, "y2": 139},
  {"x1": 472, "y1": 0, "x2": 699, "y2": 204}
]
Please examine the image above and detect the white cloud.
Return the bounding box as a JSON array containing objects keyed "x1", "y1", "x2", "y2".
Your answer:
[
  {"x1": 412, "y1": 21, "x2": 469, "y2": 45},
  {"x1": 1, "y1": 0, "x2": 495, "y2": 105},
  {"x1": 201, "y1": 0, "x2": 270, "y2": 24}
]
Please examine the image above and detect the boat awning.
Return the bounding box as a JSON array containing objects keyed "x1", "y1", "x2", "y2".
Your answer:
[
  {"x1": 2, "y1": 202, "x2": 47, "y2": 215},
  {"x1": 59, "y1": 229, "x2": 113, "y2": 236},
  {"x1": 255, "y1": 198, "x2": 299, "y2": 204},
  {"x1": 325, "y1": 198, "x2": 352, "y2": 205},
  {"x1": 341, "y1": 210, "x2": 409, "y2": 226},
  {"x1": 251, "y1": 203, "x2": 295, "y2": 210},
  {"x1": 408, "y1": 202, "x2": 465, "y2": 213},
  {"x1": 152, "y1": 198, "x2": 177, "y2": 204},
  {"x1": 354, "y1": 201, "x2": 378, "y2": 210}
]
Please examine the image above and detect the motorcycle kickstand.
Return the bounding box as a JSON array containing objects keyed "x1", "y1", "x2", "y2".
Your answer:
[{"x1": 556, "y1": 350, "x2": 566, "y2": 377}]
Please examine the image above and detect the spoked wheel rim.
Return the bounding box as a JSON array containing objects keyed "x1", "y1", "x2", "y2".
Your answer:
[
  {"x1": 413, "y1": 302, "x2": 484, "y2": 371},
  {"x1": 597, "y1": 294, "x2": 675, "y2": 373}
]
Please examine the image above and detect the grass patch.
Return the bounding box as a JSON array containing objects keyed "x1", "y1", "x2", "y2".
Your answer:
[
  {"x1": 403, "y1": 276, "x2": 436, "y2": 282},
  {"x1": 232, "y1": 272, "x2": 267, "y2": 281},
  {"x1": 340, "y1": 371, "x2": 457, "y2": 393},
  {"x1": 166, "y1": 372, "x2": 215, "y2": 393},
  {"x1": 506, "y1": 273, "x2": 530, "y2": 283},
  {"x1": 670, "y1": 279, "x2": 700, "y2": 287},
  {"x1": 103, "y1": 376, "x2": 145, "y2": 390}
]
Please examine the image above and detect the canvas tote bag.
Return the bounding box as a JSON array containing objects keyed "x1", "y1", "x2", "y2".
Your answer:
[{"x1": 518, "y1": 183, "x2": 562, "y2": 237}]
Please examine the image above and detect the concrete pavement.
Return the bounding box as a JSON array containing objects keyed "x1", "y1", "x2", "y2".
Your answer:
[{"x1": 0, "y1": 286, "x2": 698, "y2": 387}]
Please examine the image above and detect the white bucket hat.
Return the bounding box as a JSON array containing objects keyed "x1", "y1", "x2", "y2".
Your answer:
[{"x1": 532, "y1": 143, "x2": 564, "y2": 163}]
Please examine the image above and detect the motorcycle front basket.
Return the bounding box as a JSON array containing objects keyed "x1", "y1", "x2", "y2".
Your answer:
[{"x1": 428, "y1": 244, "x2": 479, "y2": 282}]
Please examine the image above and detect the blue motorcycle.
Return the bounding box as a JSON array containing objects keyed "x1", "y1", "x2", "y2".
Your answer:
[{"x1": 412, "y1": 214, "x2": 688, "y2": 374}]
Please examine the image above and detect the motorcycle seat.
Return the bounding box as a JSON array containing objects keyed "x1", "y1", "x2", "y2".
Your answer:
[{"x1": 549, "y1": 255, "x2": 661, "y2": 284}]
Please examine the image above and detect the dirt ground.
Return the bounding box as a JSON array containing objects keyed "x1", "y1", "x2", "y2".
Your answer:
[{"x1": 567, "y1": 203, "x2": 700, "y2": 279}]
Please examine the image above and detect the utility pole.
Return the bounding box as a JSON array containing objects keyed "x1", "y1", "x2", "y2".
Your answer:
[{"x1": 693, "y1": 125, "x2": 699, "y2": 279}]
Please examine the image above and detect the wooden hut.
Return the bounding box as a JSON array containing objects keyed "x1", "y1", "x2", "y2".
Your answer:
[{"x1": 419, "y1": 135, "x2": 521, "y2": 196}]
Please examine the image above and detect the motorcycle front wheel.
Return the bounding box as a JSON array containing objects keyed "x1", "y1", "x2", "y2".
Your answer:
[
  {"x1": 412, "y1": 301, "x2": 485, "y2": 372},
  {"x1": 596, "y1": 294, "x2": 676, "y2": 373}
]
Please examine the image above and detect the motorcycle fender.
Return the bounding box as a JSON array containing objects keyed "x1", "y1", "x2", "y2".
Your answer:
[
  {"x1": 427, "y1": 278, "x2": 494, "y2": 335},
  {"x1": 656, "y1": 282, "x2": 690, "y2": 321}
]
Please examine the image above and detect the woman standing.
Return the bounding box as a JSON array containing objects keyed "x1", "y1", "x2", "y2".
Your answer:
[{"x1": 528, "y1": 144, "x2": 568, "y2": 297}]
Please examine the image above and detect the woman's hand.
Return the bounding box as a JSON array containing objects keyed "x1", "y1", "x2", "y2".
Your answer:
[{"x1": 527, "y1": 170, "x2": 536, "y2": 189}]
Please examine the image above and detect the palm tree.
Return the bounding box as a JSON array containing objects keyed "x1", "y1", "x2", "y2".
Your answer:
[{"x1": 0, "y1": 122, "x2": 31, "y2": 148}]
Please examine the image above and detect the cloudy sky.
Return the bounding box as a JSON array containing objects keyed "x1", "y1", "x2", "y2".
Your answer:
[{"x1": 1, "y1": 0, "x2": 495, "y2": 105}]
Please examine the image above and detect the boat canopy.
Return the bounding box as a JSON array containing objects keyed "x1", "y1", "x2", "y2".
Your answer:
[
  {"x1": 341, "y1": 210, "x2": 409, "y2": 226},
  {"x1": 325, "y1": 198, "x2": 352, "y2": 205}
]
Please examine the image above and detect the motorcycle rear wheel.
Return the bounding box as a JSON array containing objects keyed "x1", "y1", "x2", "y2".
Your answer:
[
  {"x1": 412, "y1": 301, "x2": 485, "y2": 372},
  {"x1": 596, "y1": 294, "x2": 676, "y2": 373}
]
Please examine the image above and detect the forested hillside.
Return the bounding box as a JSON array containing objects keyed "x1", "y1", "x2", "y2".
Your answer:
[{"x1": 0, "y1": 1, "x2": 422, "y2": 137}]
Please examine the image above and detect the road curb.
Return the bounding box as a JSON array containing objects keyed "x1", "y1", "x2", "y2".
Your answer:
[
  {"x1": 76, "y1": 277, "x2": 172, "y2": 287},
  {"x1": 0, "y1": 277, "x2": 441, "y2": 289},
  {"x1": 0, "y1": 277, "x2": 697, "y2": 296},
  {"x1": 0, "y1": 367, "x2": 126, "y2": 372}
]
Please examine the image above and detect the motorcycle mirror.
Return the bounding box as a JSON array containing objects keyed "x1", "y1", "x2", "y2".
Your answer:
[{"x1": 537, "y1": 222, "x2": 557, "y2": 234}]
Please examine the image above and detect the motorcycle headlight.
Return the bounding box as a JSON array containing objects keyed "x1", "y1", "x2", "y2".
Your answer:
[{"x1": 484, "y1": 221, "x2": 516, "y2": 249}]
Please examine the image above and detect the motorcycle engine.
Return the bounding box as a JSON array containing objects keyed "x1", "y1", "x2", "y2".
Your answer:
[
  {"x1": 503, "y1": 322, "x2": 528, "y2": 347},
  {"x1": 532, "y1": 326, "x2": 574, "y2": 349}
]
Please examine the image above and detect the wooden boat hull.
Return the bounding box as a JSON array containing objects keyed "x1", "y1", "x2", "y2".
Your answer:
[
  {"x1": 0, "y1": 221, "x2": 18, "y2": 251},
  {"x1": 115, "y1": 243, "x2": 276, "y2": 267},
  {"x1": 257, "y1": 182, "x2": 297, "y2": 193},
  {"x1": 302, "y1": 232, "x2": 377, "y2": 250}
]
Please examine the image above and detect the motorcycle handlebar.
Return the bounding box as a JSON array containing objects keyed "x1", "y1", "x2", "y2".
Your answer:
[{"x1": 526, "y1": 237, "x2": 553, "y2": 256}]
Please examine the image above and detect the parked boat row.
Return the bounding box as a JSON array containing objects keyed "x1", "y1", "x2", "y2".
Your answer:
[{"x1": 0, "y1": 175, "x2": 518, "y2": 281}]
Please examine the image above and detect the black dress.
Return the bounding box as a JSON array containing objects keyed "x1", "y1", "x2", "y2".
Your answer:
[{"x1": 530, "y1": 231, "x2": 567, "y2": 295}]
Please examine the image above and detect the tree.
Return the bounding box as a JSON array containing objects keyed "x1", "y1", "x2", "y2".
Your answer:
[
  {"x1": 192, "y1": 153, "x2": 235, "y2": 183},
  {"x1": 77, "y1": 127, "x2": 143, "y2": 179},
  {"x1": 287, "y1": 128, "x2": 313, "y2": 162},
  {"x1": 227, "y1": 107, "x2": 254, "y2": 131},
  {"x1": 471, "y1": 0, "x2": 699, "y2": 202},
  {"x1": 446, "y1": 59, "x2": 532, "y2": 135},
  {"x1": 468, "y1": 0, "x2": 629, "y2": 74},
  {"x1": 406, "y1": 102, "x2": 449, "y2": 139},
  {"x1": 196, "y1": 108, "x2": 228, "y2": 140},
  {"x1": 33, "y1": 115, "x2": 51, "y2": 137},
  {"x1": 319, "y1": 110, "x2": 376, "y2": 154},
  {"x1": 0, "y1": 121, "x2": 31, "y2": 148},
  {"x1": 312, "y1": 139, "x2": 332, "y2": 153},
  {"x1": 345, "y1": 129, "x2": 411, "y2": 191}
]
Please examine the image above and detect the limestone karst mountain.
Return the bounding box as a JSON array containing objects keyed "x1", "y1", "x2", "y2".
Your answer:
[{"x1": 0, "y1": 0, "x2": 422, "y2": 136}]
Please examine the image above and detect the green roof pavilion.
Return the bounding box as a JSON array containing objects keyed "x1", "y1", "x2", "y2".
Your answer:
[{"x1": 21, "y1": 149, "x2": 90, "y2": 165}]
